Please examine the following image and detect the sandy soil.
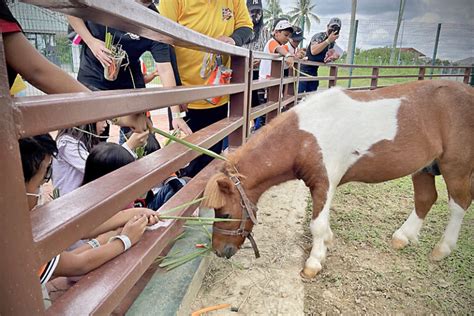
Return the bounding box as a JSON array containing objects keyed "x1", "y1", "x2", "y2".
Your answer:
[{"x1": 191, "y1": 180, "x2": 309, "y2": 315}]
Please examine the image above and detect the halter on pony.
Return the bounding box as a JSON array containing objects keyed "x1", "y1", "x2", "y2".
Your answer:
[{"x1": 212, "y1": 174, "x2": 261, "y2": 258}]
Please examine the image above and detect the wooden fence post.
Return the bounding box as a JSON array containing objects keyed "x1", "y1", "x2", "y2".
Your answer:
[
  {"x1": 418, "y1": 66, "x2": 426, "y2": 80},
  {"x1": 266, "y1": 58, "x2": 283, "y2": 122},
  {"x1": 328, "y1": 65, "x2": 337, "y2": 88},
  {"x1": 0, "y1": 35, "x2": 45, "y2": 315},
  {"x1": 371, "y1": 67, "x2": 379, "y2": 89},
  {"x1": 463, "y1": 67, "x2": 471, "y2": 85},
  {"x1": 295, "y1": 61, "x2": 301, "y2": 102},
  {"x1": 229, "y1": 54, "x2": 249, "y2": 148}
]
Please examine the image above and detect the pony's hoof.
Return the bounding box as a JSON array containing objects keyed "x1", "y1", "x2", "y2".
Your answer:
[
  {"x1": 300, "y1": 266, "x2": 320, "y2": 279},
  {"x1": 430, "y1": 243, "x2": 451, "y2": 261},
  {"x1": 391, "y1": 235, "x2": 409, "y2": 250}
]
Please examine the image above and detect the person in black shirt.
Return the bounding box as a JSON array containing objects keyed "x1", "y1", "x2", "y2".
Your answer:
[
  {"x1": 67, "y1": 0, "x2": 191, "y2": 136},
  {"x1": 298, "y1": 17, "x2": 342, "y2": 94},
  {"x1": 0, "y1": 0, "x2": 148, "y2": 132}
]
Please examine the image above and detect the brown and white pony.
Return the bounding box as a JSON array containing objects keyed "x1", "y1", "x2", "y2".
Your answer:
[{"x1": 203, "y1": 80, "x2": 473, "y2": 278}]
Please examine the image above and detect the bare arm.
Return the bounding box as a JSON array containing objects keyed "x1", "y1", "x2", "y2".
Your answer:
[
  {"x1": 310, "y1": 41, "x2": 330, "y2": 56},
  {"x1": 84, "y1": 208, "x2": 158, "y2": 239},
  {"x1": 275, "y1": 46, "x2": 294, "y2": 68},
  {"x1": 4, "y1": 32, "x2": 88, "y2": 94},
  {"x1": 54, "y1": 215, "x2": 149, "y2": 277},
  {"x1": 310, "y1": 32, "x2": 339, "y2": 55},
  {"x1": 67, "y1": 15, "x2": 112, "y2": 66}
]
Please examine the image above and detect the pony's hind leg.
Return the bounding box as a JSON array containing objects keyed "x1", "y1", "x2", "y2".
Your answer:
[
  {"x1": 302, "y1": 185, "x2": 335, "y2": 279},
  {"x1": 431, "y1": 171, "x2": 471, "y2": 261},
  {"x1": 392, "y1": 171, "x2": 437, "y2": 249}
]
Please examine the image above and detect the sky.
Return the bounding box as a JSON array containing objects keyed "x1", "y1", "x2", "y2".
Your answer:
[{"x1": 274, "y1": 0, "x2": 474, "y2": 61}]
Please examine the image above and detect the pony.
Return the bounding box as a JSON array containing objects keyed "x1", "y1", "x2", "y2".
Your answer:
[{"x1": 202, "y1": 80, "x2": 474, "y2": 278}]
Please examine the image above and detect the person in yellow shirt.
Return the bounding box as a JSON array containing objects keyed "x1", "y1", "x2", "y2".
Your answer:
[{"x1": 159, "y1": 0, "x2": 253, "y2": 177}]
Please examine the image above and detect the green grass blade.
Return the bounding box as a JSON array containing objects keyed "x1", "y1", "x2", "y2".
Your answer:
[
  {"x1": 159, "y1": 215, "x2": 239, "y2": 222},
  {"x1": 164, "y1": 128, "x2": 181, "y2": 146},
  {"x1": 152, "y1": 127, "x2": 227, "y2": 161}
]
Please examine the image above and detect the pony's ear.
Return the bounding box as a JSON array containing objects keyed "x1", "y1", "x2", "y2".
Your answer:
[{"x1": 202, "y1": 172, "x2": 234, "y2": 208}]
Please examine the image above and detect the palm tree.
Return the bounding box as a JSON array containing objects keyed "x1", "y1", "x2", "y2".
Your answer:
[
  {"x1": 288, "y1": 0, "x2": 320, "y2": 37},
  {"x1": 263, "y1": 0, "x2": 289, "y2": 30}
]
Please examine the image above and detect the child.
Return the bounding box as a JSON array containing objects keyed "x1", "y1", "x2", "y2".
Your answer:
[
  {"x1": 258, "y1": 19, "x2": 295, "y2": 80},
  {"x1": 285, "y1": 26, "x2": 307, "y2": 60},
  {"x1": 52, "y1": 122, "x2": 148, "y2": 196},
  {"x1": 19, "y1": 134, "x2": 158, "y2": 305},
  {"x1": 83, "y1": 140, "x2": 188, "y2": 211}
]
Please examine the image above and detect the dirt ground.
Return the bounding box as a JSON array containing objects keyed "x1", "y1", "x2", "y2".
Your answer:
[{"x1": 191, "y1": 177, "x2": 473, "y2": 315}]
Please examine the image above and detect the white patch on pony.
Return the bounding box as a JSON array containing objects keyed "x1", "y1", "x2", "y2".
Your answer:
[
  {"x1": 392, "y1": 209, "x2": 424, "y2": 247},
  {"x1": 305, "y1": 186, "x2": 335, "y2": 273},
  {"x1": 432, "y1": 198, "x2": 466, "y2": 260},
  {"x1": 293, "y1": 88, "x2": 401, "y2": 184}
]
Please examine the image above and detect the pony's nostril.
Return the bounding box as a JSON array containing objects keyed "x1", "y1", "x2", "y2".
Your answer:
[{"x1": 223, "y1": 245, "x2": 237, "y2": 259}]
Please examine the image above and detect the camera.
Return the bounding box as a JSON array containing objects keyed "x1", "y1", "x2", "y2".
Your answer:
[{"x1": 330, "y1": 25, "x2": 340, "y2": 35}]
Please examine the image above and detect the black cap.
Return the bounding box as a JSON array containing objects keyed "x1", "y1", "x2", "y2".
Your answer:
[
  {"x1": 247, "y1": 0, "x2": 263, "y2": 10},
  {"x1": 290, "y1": 26, "x2": 305, "y2": 41}
]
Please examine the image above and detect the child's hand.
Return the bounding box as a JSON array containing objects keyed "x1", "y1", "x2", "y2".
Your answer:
[
  {"x1": 122, "y1": 215, "x2": 148, "y2": 245},
  {"x1": 89, "y1": 38, "x2": 112, "y2": 67},
  {"x1": 147, "y1": 214, "x2": 160, "y2": 225},
  {"x1": 285, "y1": 56, "x2": 295, "y2": 68},
  {"x1": 126, "y1": 131, "x2": 149, "y2": 150}
]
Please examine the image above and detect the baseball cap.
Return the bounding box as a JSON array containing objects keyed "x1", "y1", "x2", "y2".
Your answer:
[
  {"x1": 290, "y1": 26, "x2": 305, "y2": 41},
  {"x1": 328, "y1": 17, "x2": 342, "y2": 28},
  {"x1": 247, "y1": 0, "x2": 263, "y2": 10},
  {"x1": 274, "y1": 19, "x2": 294, "y2": 33}
]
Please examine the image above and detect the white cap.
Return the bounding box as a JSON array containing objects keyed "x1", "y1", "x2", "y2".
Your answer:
[{"x1": 274, "y1": 20, "x2": 294, "y2": 32}]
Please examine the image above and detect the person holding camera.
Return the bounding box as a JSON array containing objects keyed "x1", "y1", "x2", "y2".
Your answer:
[{"x1": 298, "y1": 17, "x2": 342, "y2": 94}]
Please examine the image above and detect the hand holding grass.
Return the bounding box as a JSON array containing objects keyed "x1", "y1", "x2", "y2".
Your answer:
[{"x1": 89, "y1": 37, "x2": 113, "y2": 67}]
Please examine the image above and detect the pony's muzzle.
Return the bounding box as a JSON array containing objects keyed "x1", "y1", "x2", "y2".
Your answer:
[{"x1": 217, "y1": 244, "x2": 237, "y2": 259}]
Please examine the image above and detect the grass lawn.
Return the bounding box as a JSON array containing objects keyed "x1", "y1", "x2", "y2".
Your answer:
[{"x1": 304, "y1": 176, "x2": 473, "y2": 314}]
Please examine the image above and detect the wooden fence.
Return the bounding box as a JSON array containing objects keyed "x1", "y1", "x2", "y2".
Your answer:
[{"x1": 0, "y1": 1, "x2": 471, "y2": 314}]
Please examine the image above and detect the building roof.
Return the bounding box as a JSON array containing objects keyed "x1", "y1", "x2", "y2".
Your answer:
[
  {"x1": 9, "y1": 1, "x2": 67, "y2": 34},
  {"x1": 455, "y1": 57, "x2": 474, "y2": 65},
  {"x1": 399, "y1": 47, "x2": 426, "y2": 57}
]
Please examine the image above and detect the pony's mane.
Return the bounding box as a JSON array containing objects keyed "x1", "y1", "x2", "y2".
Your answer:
[{"x1": 226, "y1": 110, "x2": 293, "y2": 168}]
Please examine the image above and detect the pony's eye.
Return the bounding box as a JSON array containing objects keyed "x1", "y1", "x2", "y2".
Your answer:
[{"x1": 216, "y1": 213, "x2": 231, "y2": 219}]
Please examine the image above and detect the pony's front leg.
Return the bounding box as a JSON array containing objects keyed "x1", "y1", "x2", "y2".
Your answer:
[{"x1": 302, "y1": 185, "x2": 335, "y2": 279}]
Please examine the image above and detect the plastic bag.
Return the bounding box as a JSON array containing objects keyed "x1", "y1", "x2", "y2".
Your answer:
[{"x1": 200, "y1": 54, "x2": 232, "y2": 105}]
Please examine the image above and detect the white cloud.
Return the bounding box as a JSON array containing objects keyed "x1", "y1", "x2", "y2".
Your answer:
[
  {"x1": 414, "y1": 12, "x2": 441, "y2": 23},
  {"x1": 368, "y1": 28, "x2": 390, "y2": 42}
]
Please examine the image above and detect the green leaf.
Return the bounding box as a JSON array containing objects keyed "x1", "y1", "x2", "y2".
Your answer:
[
  {"x1": 159, "y1": 197, "x2": 207, "y2": 215},
  {"x1": 152, "y1": 127, "x2": 227, "y2": 161},
  {"x1": 159, "y1": 215, "x2": 240, "y2": 222}
]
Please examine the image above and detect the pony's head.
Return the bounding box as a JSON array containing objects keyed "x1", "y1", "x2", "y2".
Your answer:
[{"x1": 202, "y1": 171, "x2": 258, "y2": 259}]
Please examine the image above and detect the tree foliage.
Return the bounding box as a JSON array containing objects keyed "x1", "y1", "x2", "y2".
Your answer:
[
  {"x1": 288, "y1": 0, "x2": 320, "y2": 35},
  {"x1": 263, "y1": 0, "x2": 289, "y2": 30}
]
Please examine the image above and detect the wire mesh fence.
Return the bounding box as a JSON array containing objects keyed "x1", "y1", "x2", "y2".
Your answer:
[{"x1": 7, "y1": 2, "x2": 474, "y2": 96}]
